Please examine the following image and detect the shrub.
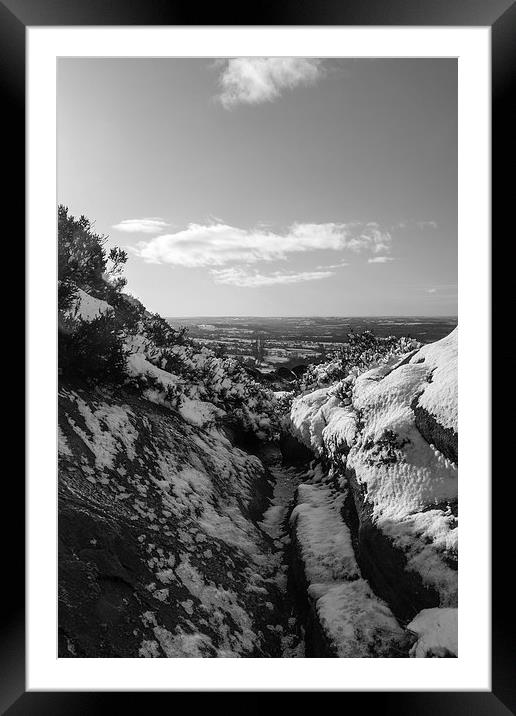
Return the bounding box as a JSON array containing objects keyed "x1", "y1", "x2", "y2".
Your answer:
[
  {"x1": 59, "y1": 312, "x2": 127, "y2": 384},
  {"x1": 109, "y1": 291, "x2": 146, "y2": 334},
  {"x1": 301, "y1": 331, "x2": 421, "y2": 390},
  {"x1": 144, "y1": 313, "x2": 188, "y2": 349}
]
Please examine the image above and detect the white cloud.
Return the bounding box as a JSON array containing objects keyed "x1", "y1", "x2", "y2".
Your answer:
[
  {"x1": 216, "y1": 58, "x2": 323, "y2": 108},
  {"x1": 129, "y1": 221, "x2": 392, "y2": 268},
  {"x1": 368, "y1": 256, "x2": 395, "y2": 264},
  {"x1": 427, "y1": 288, "x2": 437, "y2": 294},
  {"x1": 112, "y1": 218, "x2": 169, "y2": 234},
  {"x1": 211, "y1": 267, "x2": 334, "y2": 288}
]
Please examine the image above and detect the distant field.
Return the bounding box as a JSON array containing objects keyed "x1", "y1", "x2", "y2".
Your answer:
[
  {"x1": 166, "y1": 316, "x2": 457, "y2": 373},
  {"x1": 167, "y1": 316, "x2": 457, "y2": 341}
]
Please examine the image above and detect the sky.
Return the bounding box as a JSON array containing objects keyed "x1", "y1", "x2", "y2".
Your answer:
[{"x1": 58, "y1": 58, "x2": 457, "y2": 317}]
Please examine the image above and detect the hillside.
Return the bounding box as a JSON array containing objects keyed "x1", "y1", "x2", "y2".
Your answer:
[
  {"x1": 58, "y1": 206, "x2": 458, "y2": 658},
  {"x1": 59, "y1": 385, "x2": 305, "y2": 657}
]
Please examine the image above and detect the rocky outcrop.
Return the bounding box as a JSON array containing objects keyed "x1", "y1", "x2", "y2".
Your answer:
[
  {"x1": 289, "y1": 328, "x2": 458, "y2": 657},
  {"x1": 345, "y1": 467, "x2": 443, "y2": 624},
  {"x1": 412, "y1": 400, "x2": 458, "y2": 465}
]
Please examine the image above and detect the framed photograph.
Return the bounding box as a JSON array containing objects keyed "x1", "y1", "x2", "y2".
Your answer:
[{"x1": 4, "y1": 0, "x2": 512, "y2": 710}]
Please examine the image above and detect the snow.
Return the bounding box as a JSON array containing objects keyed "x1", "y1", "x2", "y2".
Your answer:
[
  {"x1": 124, "y1": 333, "x2": 152, "y2": 355},
  {"x1": 60, "y1": 381, "x2": 308, "y2": 656},
  {"x1": 407, "y1": 607, "x2": 458, "y2": 657},
  {"x1": 380, "y1": 513, "x2": 457, "y2": 607},
  {"x1": 347, "y1": 330, "x2": 458, "y2": 604},
  {"x1": 60, "y1": 285, "x2": 458, "y2": 657},
  {"x1": 63, "y1": 289, "x2": 278, "y2": 440},
  {"x1": 290, "y1": 387, "x2": 340, "y2": 455},
  {"x1": 68, "y1": 288, "x2": 112, "y2": 322},
  {"x1": 126, "y1": 353, "x2": 179, "y2": 391},
  {"x1": 138, "y1": 640, "x2": 161, "y2": 658},
  {"x1": 290, "y1": 483, "x2": 360, "y2": 584},
  {"x1": 58, "y1": 426, "x2": 72, "y2": 456},
  {"x1": 290, "y1": 387, "x2": 357, "y2": 459},
  {"x1": 260, "y1": 465, "x2": 300, "y2": 543},
  {"x1": 175, "y1": 555, "x2": 257, "y2": 654},
  {"x1": 290, "y1": 479, "x2": 407, "y2": 656},
  {"x1": 310, "y1": 580, "x2": 407, "y2": 658},
  {"x1": 65, "y1": 394, "x2": 138, "y2": 472},
  {"x1": 126, "y1": 354, "x2": 224, "y2": 428},
  {"x1": 140, "y1": 622, "x2": 216, "y2": 657},
  {"x1": 408, "y1": 328, "x2": 458, "y2": 432},
  {"x1": 178, "y1": 396, "x2": 224, "y2": 428},
  {"x1": 322, "y1": 406, "x2": 358, "y2": 461},
  {"x1": 289, "y1": 328, "x2": 458, "y2": 608}
]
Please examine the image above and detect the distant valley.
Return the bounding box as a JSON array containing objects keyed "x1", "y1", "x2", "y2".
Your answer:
[{"x1": 166, "y1": 316, "x2": 458, "y2": 375}]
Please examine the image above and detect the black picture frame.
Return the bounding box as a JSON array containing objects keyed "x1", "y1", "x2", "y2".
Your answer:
[{"x1": 4, "y1": 0, "x2": 513, "y2": 711}]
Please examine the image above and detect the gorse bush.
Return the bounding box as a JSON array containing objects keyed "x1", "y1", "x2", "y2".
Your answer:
[
  {"x1": 124, "y1": 368, "x2": 183, "y2": 408},
  {"x1": 110, "y1": 291, "x2": 146, "y2": 335},
  {"x1": 59, "y1": 312, "x2": 127, "y2": 384},
  {"x1": 301, "y1": 330, "x2": 421, "y2": 391},
  {"x1": 144, "y1": 313, "x2": 188, "y2": 352}
]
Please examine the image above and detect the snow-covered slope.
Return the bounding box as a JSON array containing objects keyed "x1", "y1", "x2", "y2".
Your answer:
[
  {"x1": 58, "y1": 287, "x2": 296, "y2": 657},
  {"x1": 67, "y1": 287, "x2": 113, "y2": 321},
  {"x1": 59, "y1": 386, "x2": 294, "y2": 657},
  {"x1": 289, "y1": 329, "x2": 458, "y2": 655},
  {"x1": 60, "y1": 281, "x2": 458, "y2": 658},
  {"x1": 63, "y1": 286, "x2": 283, "y2": 439}
]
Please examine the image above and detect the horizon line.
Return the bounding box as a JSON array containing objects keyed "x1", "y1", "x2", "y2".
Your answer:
[{"x1": 164, "y1": 314, "x2": 458, "y2": 319}]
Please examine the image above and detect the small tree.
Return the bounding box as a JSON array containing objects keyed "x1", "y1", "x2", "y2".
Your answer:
[
  {"x1": 58, "y1": 205, "x2": 107, "y2": 303},
  {"x1": 58, "y1": 205, "x2": 128, "y2": 306}
]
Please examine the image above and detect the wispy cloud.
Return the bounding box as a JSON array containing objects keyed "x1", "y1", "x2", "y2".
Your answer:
[
  {"x1": 215, "y1": 58, "x2": 324, "y2": 108},
  {"x1": 316, "y1": 260, "x2": 349, "y2": 270},
  {"x1": 395, "y1": 220, "x2": 438, "y2": 231},
  {"x1": 129, "y1": 221, "x2": 392, "y2": 268},
  {"x1": 368, "y1": 256, "x2": 395, "y2": 264},
  {"x1": 211, "y1": 267, "x2": 334, "y2": 288},
  {"x1": 112, "y1": 218, "x2": 169, "y2": 234},
  {"x1": 426, "y1": 288, "x2": 437, "y2": 294}
]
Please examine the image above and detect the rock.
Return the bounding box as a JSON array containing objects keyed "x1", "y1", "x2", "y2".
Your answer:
[
  {"x1": 412, "y1": 400, "x2": 458, "y2": 464},
  {"x1": 407, "y1": 607, "x2": 458, "y2": 657},
  {"x1": 346, "y1": 467, "x2": 442, "y2": 623}
]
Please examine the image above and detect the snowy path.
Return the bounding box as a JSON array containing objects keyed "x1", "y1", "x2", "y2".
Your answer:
[
  {"x1": 256, "y1": 448, "x2": 308, "y2": 657},
  {"x1": 260, "y1": 465, "x2": 300, "y2": 543}
]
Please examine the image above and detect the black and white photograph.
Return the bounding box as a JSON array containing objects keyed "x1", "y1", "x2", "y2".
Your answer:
[
  {"x1": 0, "y1": 0, "x2": 507, "y2": 706},
  {"x1": 56, "y1": 56, "x2": 459, "y2": 660}
]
